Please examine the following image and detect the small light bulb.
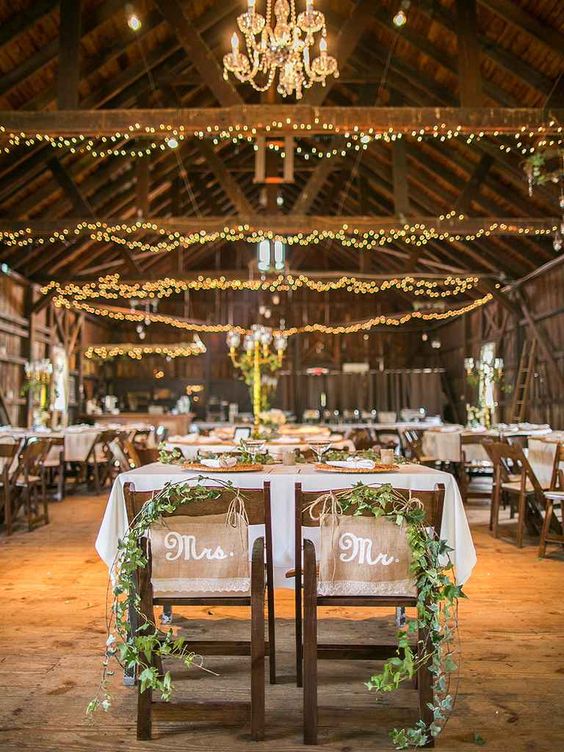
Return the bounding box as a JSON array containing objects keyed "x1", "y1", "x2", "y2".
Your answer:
[
  {"x1": 127, "y1": 12, "x2": 141, "y2": 32},
  {"x1": 319, "y1": 37, "x2": 327, "y2": 53},
  {"x1": 166, "y1": 136, "x2": 178, "y2": 149},
  {"x1": 393, "y1": 9, "x2": 407, "y2": 27}
]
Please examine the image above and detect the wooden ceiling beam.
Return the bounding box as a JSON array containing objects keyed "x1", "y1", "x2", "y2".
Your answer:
[
  {"x1": 2, "y1": 107, "x2": 561, "y2": 135},
  {"x1": 57, "y1": 0, "x2": 82, "y2": 110},
  {"x1": 454, "y1": 153, "x2": 494, "y2": 214},
  {"x1": 455, "y1": 0, "x2": 482, "y2": 107},
  {"x1": 3, "y1": 216, "x2": 556, "y2": 234}
]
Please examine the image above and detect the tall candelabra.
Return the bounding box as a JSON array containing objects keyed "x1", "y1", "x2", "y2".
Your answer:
[{"x1": 227, "y1": 324, "x2": 287, "y2": 433}]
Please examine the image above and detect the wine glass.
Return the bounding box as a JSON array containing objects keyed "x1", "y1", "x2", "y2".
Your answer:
[
  {"x1": 308, "y1": 438, "x2": 333, "y2": 464},
  {"x1": 242, "y1": 438, "x2": 265, "y2": 464}
]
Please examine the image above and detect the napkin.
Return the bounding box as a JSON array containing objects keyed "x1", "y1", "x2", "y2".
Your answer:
[
  {"x1": 198, "y1": 457, "x2": 237, "y2": 468},
  {"x1": 327, "y1": 458, "x2": 375, "y2": 470}
]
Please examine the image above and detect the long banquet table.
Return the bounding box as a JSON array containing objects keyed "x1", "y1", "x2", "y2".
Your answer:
[{"x1": 96, "y1": 462, "x2": 476, "y2": 586}]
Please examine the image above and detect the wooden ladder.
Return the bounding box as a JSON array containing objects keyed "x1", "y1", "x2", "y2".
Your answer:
[{"x1": 511, "y1": 338, "x2": 537, "y2": 423}]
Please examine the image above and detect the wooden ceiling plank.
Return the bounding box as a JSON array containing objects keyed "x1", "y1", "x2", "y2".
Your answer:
[
  {"x1": 478, "y1": 0, "x2": 564, "y2": 56},
  {"x1": 153, "y1": 0, "x2": 241, "y2": 107}
]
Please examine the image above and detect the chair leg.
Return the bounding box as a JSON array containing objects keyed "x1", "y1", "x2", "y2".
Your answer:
[
  {"x1": 136, "y1": 670, "x2": 152, "y2": 740},
  {"x1": 459, "y1": 462, "x2": 468, "y2": 504},
  {"x1": 250, "y1": 538, "x2": 265, "y2": 741},
  {"x1": 517, "y1": 490, "x2": 527, "y2": 548},
  {"x1": 26, "y1": 486, "x2": 33, "y2": 531},
  {"x1": 491, "y1": 467, "x2": 501, "y2": 537},
  {"x1": 417, "y1": 621, "x2": 435, "y2": 748},
  {"x1": 42, "y1": 473, "x2": 49, "y2": 525},
  {"x1": 538, "y1": 500, "x2": 553, "y2": 558},
  {"x1": 303, "y1": 540, "x2": 318, "y2": 745},
  {"x1": 296, "y1": 566, "x2": 303, "y2": 687},
  {"x1": 266, "y1": 563, "x2": 276, "y2": 684}
]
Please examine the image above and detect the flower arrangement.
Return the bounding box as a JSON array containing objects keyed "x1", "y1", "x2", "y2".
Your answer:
[{"x1": 257, "y1": 408, "x2": 286, "y2": 427}]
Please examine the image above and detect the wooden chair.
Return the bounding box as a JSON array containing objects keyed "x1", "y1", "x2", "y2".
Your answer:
[
  {"x1": 11, "y1": 437, "x2": 51, "y2": 532},
  {"x1": 345, "y1": 428, "x2": 376, "y2": 451},
  {"x1": 136, "y1": 446, "x2": 160, "y2": 466},
  {"x1": 295, "y1": 482, "x2": 445, "y2": 745},
  {"x1": 42, "y1": 436, "x2": 66, "y2": 500},
  {"x1": 487, "y1": 441, "x2": 547, "y2": 548},
  {"x1": 458, "y1": 434, "x2": 494, "y2": 503},
  {"x1": 123, "y1": 480, "x2": 276, "y2": 741},
  {"x1": 402, "y1": 430, "x2": 436, "y2": 466},
  {"x1": 539, "y1": 442, "x2": 564, "y2": 558},
  {"x1": 0, "y1": 442, "x2": 19, "y2": 535}
]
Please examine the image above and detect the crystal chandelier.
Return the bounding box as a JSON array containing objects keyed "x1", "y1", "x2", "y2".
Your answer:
[{"x1": 223, "y1": 0, "x2": 339, "y2": 99}]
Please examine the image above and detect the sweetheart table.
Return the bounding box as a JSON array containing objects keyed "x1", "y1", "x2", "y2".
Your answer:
[{"x1": 96, "y1": 462, "x2": 476, "y2": 586}]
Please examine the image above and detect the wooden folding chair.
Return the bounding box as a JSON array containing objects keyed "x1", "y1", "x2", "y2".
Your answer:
[
  {"x1": 487, "y1": 441, "x2": 547, "y2": 548},
  {"x1": 539, "y1": 442, "x2": 564, "y2": 558},
  {"x1": 401, "y1": 430, "x2": 436, "y2": 466},
  {"x1": 0, "y1": 442, "x2": 19, "y2": 535},
  {"x1": 458, "y1": 434, "x2": 494, "y2": 503},
  {"x1": 42, "y1": 436, "x2": 66, "y2": 500},
  {"x1": 11, "y1": 436, "x2": 51, "y2": 531},
  {"x1": 294, "y1": 482, "x2": 445, "y2": 745},
  {"x1": 123, "y1": 480, "x2": 276, "y2": 741}
]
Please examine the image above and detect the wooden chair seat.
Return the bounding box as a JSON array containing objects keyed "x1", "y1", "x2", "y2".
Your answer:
[
  {"x1": 15, "y1": 474, "x2": 42, "y2": 485},
  {"x1": 501, "y1": 479, "x2": 549, "y2": 493},
  {"x1": 545, "y1": 490, "x2": 564, "y2": 502}
]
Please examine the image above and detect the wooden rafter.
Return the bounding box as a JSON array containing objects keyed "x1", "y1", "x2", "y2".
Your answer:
[{"x1": 1, "y1": 107, "x2": 561, "y2": 135}]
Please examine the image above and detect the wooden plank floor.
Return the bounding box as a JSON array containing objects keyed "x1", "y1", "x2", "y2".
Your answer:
[{"x1": 1, "y1": 490, "x2": 563, "y2": 751}]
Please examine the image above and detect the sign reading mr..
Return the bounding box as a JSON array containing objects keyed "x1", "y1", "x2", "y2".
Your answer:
[{"x1": 318, "y1": 514, "x2": 416, "y2": 597}]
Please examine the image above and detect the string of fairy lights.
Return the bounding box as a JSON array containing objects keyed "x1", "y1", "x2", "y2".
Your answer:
[
  {"x1": 1, "y1": 217, "x2": 557, "y2": 256},
  {"x1": 0, "y1": 121, "x2": 561, "y2": 159},
  {"x1": 54, "y1": 292, "x2": 494, "y2": 337},
  {"x1": 83, "y1": 341, "x2": 206, "y2": 360},
  {"x1": 42, "y1": 273, "x2": 481, "y2": 301}
]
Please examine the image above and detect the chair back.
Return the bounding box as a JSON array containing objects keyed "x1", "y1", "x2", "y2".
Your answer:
[
  {"x1": 294, "y1": 483, "x2": 444, "y2": 598},
  {"x1": 460, "y1": 433, "x2": 495, "y2": 462},
  {"x1": 346, "y1": 428, "x2": 375, "y2": 451},
  {"x1": 549, "y1": 442, "x2": 564, "y2": 491},
  {"x1": 154, "y1": 425, "x2": 169, "y2": 444},
  {"x1": 123, "y1": 481, "x2": 272, "y2": 597},
  {"x1": 137, "y1": 447, "x2": 160, "y2": 466},
  {"x1": 16, "y1": 436, "x2": 51, "y2": 478},
  {"x1": 108, "y1": 437, "x2": 132, "y2": 473},
  {"x1": 402, "y1": 429, "x2": 424, "y2": 461},
  {"x1": 124, "y1": 440, "x2": 142, "y2": 469},
  {"x1": 486, "y1": 441, "x2": 544, "y2": 498},
  {"x1": 0, "y1": 442, "x2": 18, "y2": 481}
]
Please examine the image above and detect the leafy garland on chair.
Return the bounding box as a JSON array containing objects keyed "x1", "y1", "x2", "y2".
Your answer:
[
  {"x1": 328, "y1": 482, "x2": 464, "y2": 749},
  {"x1": 87, "y1": 477, "x2": 240, "y2": 716}
]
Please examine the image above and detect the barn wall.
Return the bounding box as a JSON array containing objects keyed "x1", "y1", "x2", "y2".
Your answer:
[{"x1": 434, "y1": 265, "x2": 563, "y2": 429}]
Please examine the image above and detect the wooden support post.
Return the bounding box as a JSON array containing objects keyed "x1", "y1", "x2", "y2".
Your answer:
[
  {"x1": 57, "y1": 0, "x2": 82, "y2": 110},
  {"x1": 136, "y1": 158, "x2": 150, "y2": 218},
  {"x1": 456, "y1": 0, "x2": 482, "y2": 107}
]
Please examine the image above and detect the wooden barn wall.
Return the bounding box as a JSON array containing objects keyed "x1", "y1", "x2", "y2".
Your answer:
[
  {"x1": 0, "y1": 273, "x2": 111, "y2": 426},
  {"x1": 434, "y1": 266, "x2": 564, "y2": 429}
]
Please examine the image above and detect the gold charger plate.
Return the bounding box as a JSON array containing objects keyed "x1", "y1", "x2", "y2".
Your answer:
[
  {"x1": 314, "y1": 463, "x2": 399, "y2": 474},
  {"x1": 183, "y1": 462, "x2": 263, "y2": 473}
]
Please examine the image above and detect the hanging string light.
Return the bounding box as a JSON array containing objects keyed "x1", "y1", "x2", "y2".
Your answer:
[
  {"x1": 55, "y1": 292, "x2": 494, "y2": 336},
  {"x1": 83, "y1": 340, "x2": 206, "y2": 360},
  {"x1": 42, "y1": 272, "x2": 481, "y2": 302}
]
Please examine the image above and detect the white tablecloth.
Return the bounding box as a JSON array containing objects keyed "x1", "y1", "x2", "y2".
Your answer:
[
  {"x1": 528, "y1": 437, "x2": 559, "y2": 487},
  {"x1": 96, "y1": 462, "x2": 476, "y2": 586},
  {"x1": 422, "y1": 427, "x2": 553, "y2": 464},
  {"x1": 0, "y1": 427, "x2": 99, "y2": 462}
]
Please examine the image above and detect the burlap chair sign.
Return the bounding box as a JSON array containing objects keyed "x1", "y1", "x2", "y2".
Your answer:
[
  {"x1": 149, "y1": 506, "x2": 250, "y2": 594},
  {"x1": 317, "y1": 509, "x2": 416, "y2": 597}
]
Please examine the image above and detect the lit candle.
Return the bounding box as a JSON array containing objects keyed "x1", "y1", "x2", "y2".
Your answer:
[
  {"x1": 319, "y1": 36, "x2": 327, "y2": 54},
  {"x1": 231, "y1": 32, "x2": 239, "y2": 54},
  {"x1": 306, "y1": 0, "x2": 313, "y2": 11},
  {"x1": 248, "y1": 0, "x2": 255, "y2": 9}
]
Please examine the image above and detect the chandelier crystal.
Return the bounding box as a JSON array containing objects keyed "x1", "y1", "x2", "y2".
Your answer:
[{"x1": 223, "y1": 0, "x2": 339, "y2": 99}]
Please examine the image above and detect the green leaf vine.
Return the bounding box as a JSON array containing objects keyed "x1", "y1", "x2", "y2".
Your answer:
[
  {"x1": 327, "y1": 482, "x2": 464, "y2": 749},
  {"x1": 88, "y1": 477, "x2": 240, "y2": 716}
]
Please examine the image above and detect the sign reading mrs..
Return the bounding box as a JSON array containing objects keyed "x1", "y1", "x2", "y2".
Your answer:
[
  {"x1": 164, "y1": 532, "x2": 235, "y2": 562},
  {"x1": 318, "y1": 515, "x2": 416, "y2": 597},
  {"x1": 149, "y1": 514, "x2": 250, "y2": 594}
]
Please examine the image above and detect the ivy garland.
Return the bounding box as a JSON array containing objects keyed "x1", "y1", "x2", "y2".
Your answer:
[
  {"x1": 88, "y1": 476, "x2": 463, "y2": 751},
  {"x1": 87, "y1": 477, "x2": 238, "y2": 715},
  {"x1": 328, "y1": 482, "x2": 464, "y2": 749}
]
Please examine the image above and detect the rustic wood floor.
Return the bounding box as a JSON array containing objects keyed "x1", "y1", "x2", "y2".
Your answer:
[{"x1": 0, "y1": 490, "x2": 563, "y2": 751}]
